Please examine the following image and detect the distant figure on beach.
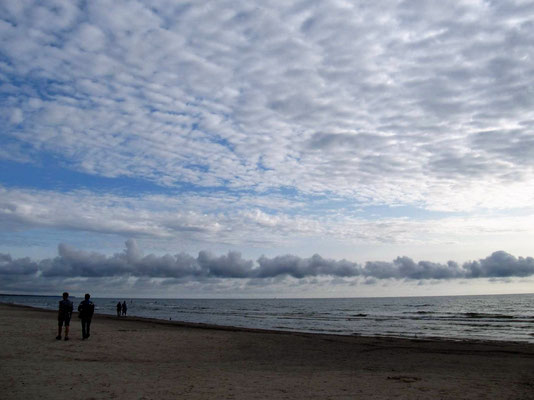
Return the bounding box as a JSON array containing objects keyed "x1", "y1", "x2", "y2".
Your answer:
[
  {"x1": 56, "y1": 292, "x2": 73, "y2": 341},
  {"x1": 122, "y1": 301, "x2": 127, "y2": 316},
  {"x1": 78, "y1": 293, "x2": 95, "y2": 340},
  {"x1": 116, "y1": 301, "x2": 122, "y2": 317}
]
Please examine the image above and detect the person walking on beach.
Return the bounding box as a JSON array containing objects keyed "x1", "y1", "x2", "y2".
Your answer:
[
  {"x1": 116, "y1": 301, "x2": 122, "y2": 317},
  {"x1": 78, "y1": 293, "x2": 95, "y2": 340},
  {"x1": 121, "y1": 301, "x2": 127, "y2": 316},
  {"x1": 56, "y1": 292, "x2": 73, "y2": 341}
]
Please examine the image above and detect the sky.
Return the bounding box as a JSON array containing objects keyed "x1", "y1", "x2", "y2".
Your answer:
[{"x1": 1, "y1": 0, "x2": 534, "y2": 298}]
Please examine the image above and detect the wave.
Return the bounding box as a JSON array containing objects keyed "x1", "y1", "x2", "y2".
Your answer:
[
  {"x1": 403, "y1": 311, "x2": 435, "y2": 314},
  {"x1": 464, "y1": 312, "x2": 514, "y2": 319},
  {"x1": 3, "y1": 293, "x2": 534, "y2": 343}
]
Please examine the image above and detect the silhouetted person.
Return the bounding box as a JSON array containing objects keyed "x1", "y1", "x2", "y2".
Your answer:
[
  {"x1": 116, "y1": 301, "x2": 122, "y2": 317},
  {"x1": 122, "y1": 301, "x2": 127, "y2": 316},
  {"x1": 78, "y1": 293, "x2": 95, "y2": 340},
  {"x1": 56, "y1": 292, "x2": 73, "y2": 341}
]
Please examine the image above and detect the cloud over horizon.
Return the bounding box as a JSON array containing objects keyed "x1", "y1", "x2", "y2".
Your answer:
[{"x1": 2, "y1": 240, "x2": 534, "y2": 294}]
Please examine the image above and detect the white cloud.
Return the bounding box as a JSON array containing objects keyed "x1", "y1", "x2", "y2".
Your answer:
[
  {"x1": 2, "y1": 0, "x2": 534, "y2": 294},
  {"x1": 1, "y1": 0, "x2": 534, "y2": 213},
  {"x1": 2, "y1": 186, "x2": 534, "y2": 258}
]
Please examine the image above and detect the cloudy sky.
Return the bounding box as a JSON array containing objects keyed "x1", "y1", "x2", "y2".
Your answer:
[{"x1": 1, "y1": 0, "x2": 534, "y2": 298}]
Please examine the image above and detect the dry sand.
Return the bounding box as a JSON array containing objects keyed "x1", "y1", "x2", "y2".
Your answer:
[{"x1": 0, "y1": 303, "x2": 533, "y2": 400}]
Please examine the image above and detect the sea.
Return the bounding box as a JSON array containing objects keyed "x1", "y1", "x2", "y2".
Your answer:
[{"x1": 1, "y1": 293, "x2": 533, "y2": 343}]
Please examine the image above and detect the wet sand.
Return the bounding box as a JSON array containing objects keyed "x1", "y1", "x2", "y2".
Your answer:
[{"x1": 0, "y1": 303, "x2": 533, "y2": 399}]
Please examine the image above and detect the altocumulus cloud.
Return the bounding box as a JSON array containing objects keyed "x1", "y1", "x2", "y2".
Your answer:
[
  {"x1": 1, "y1": 241, "x2": 534, "y2": 291},
  {"x1": 2, "y1": 0, "x2": 534, "y2": 213}
]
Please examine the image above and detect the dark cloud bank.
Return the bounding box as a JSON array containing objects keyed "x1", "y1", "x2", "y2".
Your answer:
[{"x1": 1, "y1": 240, "x2": 534, "y2": 289}]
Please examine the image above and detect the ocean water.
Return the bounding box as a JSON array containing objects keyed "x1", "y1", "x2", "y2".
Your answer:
[{"x1": 1, "y1": 293, "x2": 533, "y2": 343}]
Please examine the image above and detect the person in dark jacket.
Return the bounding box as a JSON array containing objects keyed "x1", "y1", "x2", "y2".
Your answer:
[
  {"x1": 57, "y1": 292, "x2": 73, "y2": 341},
  {"x1": 116, "y1": 301, "x2": 122, "y2": 317},
  {"x1": 78, "y1": 293, "x2": 95, "y2": 340},
  {"x1": 122, "y1": 301, "x2": 127, "y2": 316}
]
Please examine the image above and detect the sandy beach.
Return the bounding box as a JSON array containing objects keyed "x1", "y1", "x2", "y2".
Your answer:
[{"x1": 0, "y1": 303, "x2": 533, "y2": 399}]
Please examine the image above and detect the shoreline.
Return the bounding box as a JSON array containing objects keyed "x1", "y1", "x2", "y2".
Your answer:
[
  {"x1": 2, "y1": 301, "x2": 532, "y2": 346},
  {"x1": 1, "y1": 303, "x2": 533, "y2": 399}
]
